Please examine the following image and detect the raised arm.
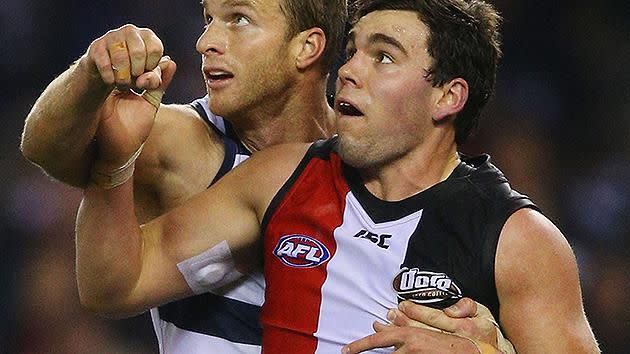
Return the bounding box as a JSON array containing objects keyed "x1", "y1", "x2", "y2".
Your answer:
[
  {"x1": 76, "y1": 110, "x2": 308, "y2": 317},
  {"x1": 75, "y1": 158, "x2": 263, "y2": 317},
  {"x1": 496, "y1": 208, "x2": 600, "y2": 353},
  {"x1": 20, "y1": 24, "x2": 167, "y2": 187}
]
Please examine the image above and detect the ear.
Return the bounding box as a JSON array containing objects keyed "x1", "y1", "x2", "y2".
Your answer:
[
  {"x1": 432, "y1": 78, "x2": 469, "y2": 122},
  {"x1": 293, "y1": 27, "x2": 326, "y2": 70}
]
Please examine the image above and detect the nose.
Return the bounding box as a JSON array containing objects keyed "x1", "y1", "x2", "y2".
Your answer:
[
  {"x1": 337, "y1": 56, "x2": 361, "y2": 88},
  {"x1": 196, "y1": 23, "x2": 227, "y2": 55}
]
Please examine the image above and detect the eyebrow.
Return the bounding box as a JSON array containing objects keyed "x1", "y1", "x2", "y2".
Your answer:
[
  {"x1": 347, "y1": 30, "x2": 408, "y2": 56},
  {"x1": 369, "y1": 33, "x2": 408, "y2": 55},
  {"x1": 200, "y1": 0, "x2": 256, "y2": 8}
]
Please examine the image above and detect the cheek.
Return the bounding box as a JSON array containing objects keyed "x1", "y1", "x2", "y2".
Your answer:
[{"x1": 372, "y1": 78, "x2": 430, "y2": 123}]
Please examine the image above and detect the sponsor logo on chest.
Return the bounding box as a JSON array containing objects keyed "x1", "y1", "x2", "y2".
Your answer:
[
  {"x1": 392, "y1": 268, "x2": 462, "y2": 308},
  {"x1": 273, "y1": 234, "x2": 331, "y2": 268}
]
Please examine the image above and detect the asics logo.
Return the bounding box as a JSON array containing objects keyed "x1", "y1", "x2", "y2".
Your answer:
[{"x1": 352, "y1": 229, "x2": 392, "y2": 249}]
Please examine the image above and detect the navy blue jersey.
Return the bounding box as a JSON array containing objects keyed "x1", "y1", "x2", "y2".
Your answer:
[{"x1": 150, "y1": 97, "x2": 263, "y2": 354}]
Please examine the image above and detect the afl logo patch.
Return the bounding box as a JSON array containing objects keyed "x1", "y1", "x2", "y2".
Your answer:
[
  {"x1": 392, "y1": 268, "x2": 462, "y2": 308},
  {"x1": 273, "y1": 234, "x2": 331, "y2": 268}
]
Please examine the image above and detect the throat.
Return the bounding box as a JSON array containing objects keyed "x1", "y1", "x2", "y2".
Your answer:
[{"x1": 362, "y1": 152, "x2": 461, "y2": 202}]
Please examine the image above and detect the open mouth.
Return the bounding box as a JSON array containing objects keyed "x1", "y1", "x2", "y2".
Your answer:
[
  {"x1": 205, "y1": 70, "x2": 234, "y2": 82},
  {"x1": 337, "y1": 101, "x2": 364, "y2": 116},
  {"x1": 208, "y1": 72, "x2": 234, "y2": 81}
]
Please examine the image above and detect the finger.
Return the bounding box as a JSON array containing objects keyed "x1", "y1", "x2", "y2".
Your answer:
[
  {"x1": 88, "y1": 40, "x2": 115, "y2": 84},
  {"x1": 444, "y1": 297, "x2": 478, "y2": 318},
  {"x1": 388, "y1": 308, "x2": 438, "y2": 331},
  {"x1": 135, "y1": 71, "x2": 160, "y2": 90},
  {"x1": 124, "y1": 30, "x2": 147, "y2": 77},
  {"x1": 135, "y1": 56, "x2": 167, "y2": 90},
  {"x1": 373, "y1": 320, "x2": 395, "y2": 332},
  {"x1": 398, "y1": 301, "x2": 457, "y2": 332},
  {"x1": 139, "y1": 28, "x2": 164, "y2": 71},
  {"x1": 156, "y1": 56, "x2": 176, "y2": 91},
  {"x1": 343, "y1": 330, "x2": 403, "y2": 354},
  {"x1": 140, "y1": 56, "x2": 176, "y2": 111},
  {"x1": 107, "y1": 40, "x2": 131, "y2": 86}
]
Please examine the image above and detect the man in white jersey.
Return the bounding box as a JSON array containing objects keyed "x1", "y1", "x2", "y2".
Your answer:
[{"x1": 21, "y1": 0, "x2": 511, "y2": 352}]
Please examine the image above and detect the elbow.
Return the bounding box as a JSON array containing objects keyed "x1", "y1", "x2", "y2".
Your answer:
[
  {"x1": 19, "y1": 128, "x2": 44, "y2": 166},
  {"x1": 20, "y1": 117, "x2": 56, "y2": 172},
  {"x1": 20, "y1": 110, "x2": 47, "y2": 164}
]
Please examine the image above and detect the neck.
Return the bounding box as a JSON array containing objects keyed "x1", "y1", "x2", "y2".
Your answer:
[
  {"x1": 361, "y1": 130, "x2": 460, "y2": 202},
  {"x1": 225, "y1": 75, "x2": 334, "y2": 152}
]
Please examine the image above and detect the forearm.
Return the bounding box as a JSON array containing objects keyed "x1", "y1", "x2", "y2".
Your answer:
[
  {"x1": 75, "y1": 179, "x2": 145, "y2": 316},
  {"x1": 21, "y1": 55, "x2": 112, "y2": 186}
]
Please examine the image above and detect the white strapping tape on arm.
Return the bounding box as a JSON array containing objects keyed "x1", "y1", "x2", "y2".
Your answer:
[{"x1": 176, "y1": 240, "x2": 245, "y2": 294}]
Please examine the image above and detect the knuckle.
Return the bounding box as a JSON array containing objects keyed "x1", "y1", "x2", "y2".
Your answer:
[
  {"x1": 138, "y1": 27, "x2": 156, "y2": 37},
  {"x1": 121, "y1": 23, "x2": 137, "y2": 32},
  {"x1": 86, "y1": 45, "x2": 98, "y2": 58},
  {"x1": 462, "y1": 297, "x2": 476, "y2": 310}
]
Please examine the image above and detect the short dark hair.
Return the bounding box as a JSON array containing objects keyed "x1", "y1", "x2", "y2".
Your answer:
[
  {"x1": 280, "y1": 0, "x2": 349, "y2": 74},
  {"x1": 352, "y1": 0, "x2": 502, "y2": 144}
]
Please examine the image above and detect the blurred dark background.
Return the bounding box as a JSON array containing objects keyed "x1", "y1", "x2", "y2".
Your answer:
[{"x1": 1, "y1": 0, "x2": 628, "y2": 353}]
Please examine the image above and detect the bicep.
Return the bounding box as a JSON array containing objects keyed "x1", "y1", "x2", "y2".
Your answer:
[
  {"x1": 496, "y1": 208, "x2": 598, "y2": 353},
  {"x1": 160, "y1": 177, "x2": 263, "y2": 271},
  {"x1": 125, "y1": 143, "x2": 306, "y2": 311},
  {"x1": 126, "y1": 176, "x2": 262, "y2": 310},
  {"x1": 133, "y1": 104, "x2": 224, "y2": 222}
]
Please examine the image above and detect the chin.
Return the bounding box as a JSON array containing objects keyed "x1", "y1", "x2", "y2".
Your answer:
[
  {"x1": 336, "y1": 136, "x2": 374, "y2": 169},
  {"x1": 207, "y1": 95, "x2": 239, "y2": 118}
]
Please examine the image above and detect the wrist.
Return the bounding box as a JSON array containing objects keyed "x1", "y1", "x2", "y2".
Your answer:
[
  {"x1": 453, "y1": 333, "x2": 500, "y2": 354},
  {"x1": 90, "y1": 143, "x2": 145, "y2": 189}
]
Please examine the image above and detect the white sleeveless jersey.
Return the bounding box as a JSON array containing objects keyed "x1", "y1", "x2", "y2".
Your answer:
[{"x1": 149, "y1": 96, "x2": 264, "y2": 353}]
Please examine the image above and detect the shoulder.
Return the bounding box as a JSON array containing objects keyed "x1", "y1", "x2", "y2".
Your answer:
[
  {"x1": 451, "y1": 154, "x2": 538, "y2": 223},
  {"x1": 153, "y1": 103, "x2": 221, "y2": 148},
  {"x1": 496, "y1": 208, "x2": 575, "y2": 294},
  {"x1": 140, "y1": 103, "x2": 223, "y2": 168},
  {"x1": 216, "y1": 142, "x2": 313, "y2": 209},
  {"x1": 494, "y1": 208, "x2": 599, "y2": 352}
]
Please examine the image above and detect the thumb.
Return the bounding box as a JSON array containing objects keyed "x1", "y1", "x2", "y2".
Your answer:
[
  {"x1": 444, "y1": 297, "x2": 477, "y2": 318},
  {"x1": 141, "y1": 56, "x2": 177, "y2": 111},
  {"x1": 157, "y1": 56, "x2": 177, "y2": 92}
]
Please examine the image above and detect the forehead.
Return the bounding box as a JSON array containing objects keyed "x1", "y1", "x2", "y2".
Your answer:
[
  {"x1": 202, "y1": 0, "x2": 282, "y2": 14},
  {"x1": 350, "y1": 10, "x2": 429, "y2": 50}
]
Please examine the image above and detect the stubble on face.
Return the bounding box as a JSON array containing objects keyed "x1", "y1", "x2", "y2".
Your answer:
[
  {"x1": 202, "y1": 0, "x2": 297, "y2": 120},
  {"x1": 335, "y1": 10, "x2": 437, "y2": 170}
]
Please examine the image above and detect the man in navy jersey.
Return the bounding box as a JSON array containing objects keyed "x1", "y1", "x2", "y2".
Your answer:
[
  {"x1": 72, "y1": 0, "x2": 600, "y2": 352},
  {"x1": 22, "y1": 0, "x2": 513, "y2": 352}
]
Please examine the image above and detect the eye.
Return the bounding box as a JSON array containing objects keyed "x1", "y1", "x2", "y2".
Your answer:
[
  {"x1": 233, "y1": 14, "x2": 251, "y2": 26},
  {"x1": 376, "y1": 52, "x2": 393, "y2": 64},
  {"x1": 203, "y1": 11, "x2": 213, "y2": 26},
  {"x1": 344, "y1": 47, "x2": 357, "y2": 61}
]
